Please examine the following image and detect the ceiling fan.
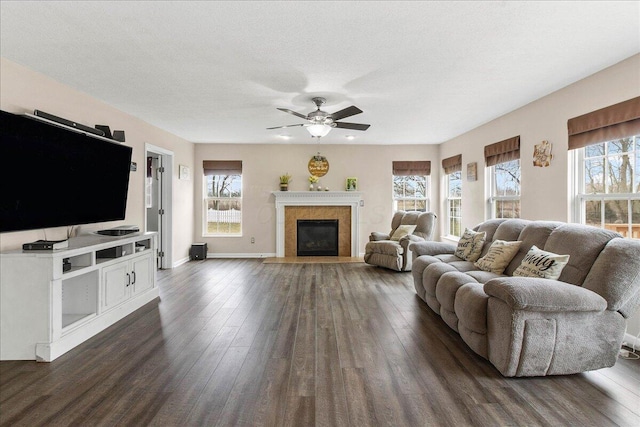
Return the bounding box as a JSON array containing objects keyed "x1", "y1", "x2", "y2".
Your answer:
[{"x1": 268, "y1": 97, "x2": 370, "y2": 138}]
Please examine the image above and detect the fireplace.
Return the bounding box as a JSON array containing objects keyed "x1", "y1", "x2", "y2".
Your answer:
[
  {"x1": 272, "y1": 191, "x2": 362, "y2": 258},
  {"x1": 297, "y1": 220, "x2": 339, "y2": 256}
]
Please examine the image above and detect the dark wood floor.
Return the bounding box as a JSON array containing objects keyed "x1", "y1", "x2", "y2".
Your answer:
[{"x1": 1, "y1": 259, "x2": 639, "y2": 426}]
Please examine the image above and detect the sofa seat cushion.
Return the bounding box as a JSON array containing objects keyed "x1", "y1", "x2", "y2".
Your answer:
[
  {"x1": 422, "y1": 263, "x2": 458, "y2": 298},
  {"x1": 435, "y1": 254, "x2": 460, "y2": 263},
  {"x1": 365, "y1": 240, "x2": 403, "y2": 256},
  {"x1": 467, "y1": 270, "x2": 504, "y2": 284},
  {"x1": 448, "y1": 260, "x2": 478, "y2": 272},
  {"x1": 436, "y1": 271, "x2": 479, "y2": 313}
]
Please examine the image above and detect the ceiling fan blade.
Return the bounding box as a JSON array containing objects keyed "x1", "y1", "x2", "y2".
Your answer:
[
  {"x1": 331, "y1": 106, "x2": 363, "y2": 121},
  {"x1": 277, "y1": 108, "x2": 308, "y2": 120},
  {"x1": 266, "y1": 124, "x2": 306, "y2": 130},
  {"x1": 334, "y1": 122, "x2": 370, "y2": 131}
]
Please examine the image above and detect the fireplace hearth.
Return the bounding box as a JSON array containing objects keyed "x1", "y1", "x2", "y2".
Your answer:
[{"x1": 297, "y1": 219, "x2": 339, "y2": 256}]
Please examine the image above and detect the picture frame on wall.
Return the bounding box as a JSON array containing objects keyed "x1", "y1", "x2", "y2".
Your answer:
[
  {"x1": 179, "y1": 164, "x2": 190, "y2": 180},
  {"x1": 346, "y1": 177, "x2": 358, "y2": 191},
  {"x1": 467, "y1": 162, "x2": 477, "y2": 181}
]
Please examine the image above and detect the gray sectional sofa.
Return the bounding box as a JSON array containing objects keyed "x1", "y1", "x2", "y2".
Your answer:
[{"x1": 410, "y1": 219, "x2": 640, "y2": 377}]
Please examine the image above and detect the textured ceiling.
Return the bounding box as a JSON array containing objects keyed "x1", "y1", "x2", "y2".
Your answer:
[{"x1": 1, "y1": 1, "x2": 639, "y2": 145}]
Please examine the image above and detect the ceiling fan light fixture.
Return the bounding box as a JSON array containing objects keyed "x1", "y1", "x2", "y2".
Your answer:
[{"x1": 306, "y1": 124, "x2": 332, "y2": 138}]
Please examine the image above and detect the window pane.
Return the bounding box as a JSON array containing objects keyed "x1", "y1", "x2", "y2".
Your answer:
[
  {"x1": 448, "y1": 172, "x2": 462, "y2": 197},
  {"x1": 633, "y1": 199, "x2": 640, "y2": 239},
  {"x1": 210, "y1": 174, "x2": 241, "y2": 198},
  {"x1": 607, "y1": 154, "x2": 633, "y2": 194},
  {"x1": 636, "y1": 137, "x2": 640, "y2": 192},
  {"x1": 604, "y1": 199, "x2": 628, "y2": 228},
  {"x1": 448, "y1": 198, "x2": 462, "y2": 237},
  {"x1": 585, "y1": 142, "x2": 605, "y2": 158},
  {"x1": 206, "y1": 199, "x2": 242, "y2": 234},
  {"x1": 584, "y1": 200, "x2": 601, "y2": 227},
  {"x1": 494, "y1": 200, "x2": 520, "y2": 219},
  {"x1": 609, "y1": 138, "x2": 632, "y2": 155},
  {"x1": 494, "y1": 160, "x2": 520, "y2": 197},
  {"x1": 393, "y1": 176, "x2": 404, "y2": 198},
  {"x1": 584, "y1": 158, "x2": 604, "y2": 194}
]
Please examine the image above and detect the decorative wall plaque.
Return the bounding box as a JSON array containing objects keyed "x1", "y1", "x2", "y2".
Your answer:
[
  {"x1": 308, "y1": 153, "x2": 329, "y2": 177},
  {"x1": 533, "y1": 140, "x2": 553, "y2": 167}
]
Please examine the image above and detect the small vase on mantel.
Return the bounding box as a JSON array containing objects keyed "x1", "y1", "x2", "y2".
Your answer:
[
  {"x1": 316, "y1": 185, "x2": 322, "y2": 191},
  {"x1": 309, "y1": 184, "x2": 314, "y2": 191}
]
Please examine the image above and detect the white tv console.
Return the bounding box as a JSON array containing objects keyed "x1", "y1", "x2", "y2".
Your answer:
[{"x1": 0, "y1": 232, "x2": 158, "y2": 361}]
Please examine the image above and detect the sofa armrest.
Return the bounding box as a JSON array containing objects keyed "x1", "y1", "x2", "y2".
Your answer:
[
  {"x1": 370, "y1": 231, "x2": 391, "y2": 241},
  {"x1": 409, "y1": 241, "x2": 456, "y2": 257},
  {"x1": 484, "y1": 277, "x2": 607, "y2": 312}
]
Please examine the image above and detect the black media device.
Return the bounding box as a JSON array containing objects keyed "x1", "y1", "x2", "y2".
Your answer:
[
  {"x1": 96, "y1": 225, "x2": 140, "y2": 236},
  {"x1": 96, "y1": 246, "x2": 124, "y2": 259},
  {"x1": 0, "y1": 110, "x2": 133, "y2": 233},
  {"x1": 34, "y1": 109, "x2": 106, "y2": 137}
]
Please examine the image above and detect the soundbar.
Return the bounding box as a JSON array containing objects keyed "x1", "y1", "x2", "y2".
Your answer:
[{"x1": 34, "y1": 110, "x2": 105, "y2": 137}]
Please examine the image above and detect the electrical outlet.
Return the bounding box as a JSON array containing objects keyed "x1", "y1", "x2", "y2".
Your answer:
[
  {"x1": 359, "y1": 200, "x2": 365, "y2": 207},
  {"x1": 251, "y1": 237, "x2": 255, "y2": 244}
]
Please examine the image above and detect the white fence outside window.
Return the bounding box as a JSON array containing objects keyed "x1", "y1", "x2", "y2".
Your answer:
[{"x1": 207, "y1": 209, "x2": 241, "y2": 223}]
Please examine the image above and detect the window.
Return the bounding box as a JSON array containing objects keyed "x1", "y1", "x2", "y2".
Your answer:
[
  {"x1": 203, "y1": 161, "x2": 242, "y2": 236},
  {"x1": 576, "y1": 136, "x2": 639, "y2": 238},
  {"x1": 393, "y1": 175, "x2": 429, "y2": 211},
  {"x1": 485, "y1": 136, "x2": 520, "y2": 219},
  {"x1": 392, "y1": 161, "x2": 431, "y2": 212},
  {"x1": 489, "y1": 159, "x2": 521, "y2": 218},
  {"x1": 443, "y1": 154, "x2": 462, "y2": 237},
  {"x1": 446, "y1": 170, "x2": 462, "y2": 236}
]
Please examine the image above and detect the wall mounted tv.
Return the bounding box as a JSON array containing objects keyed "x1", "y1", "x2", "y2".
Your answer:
[{"x1": 0, "y1": 110, "x2": 133, "y2": 233}]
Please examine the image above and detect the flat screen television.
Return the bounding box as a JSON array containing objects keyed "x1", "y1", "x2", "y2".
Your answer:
[{"x1": 0, "y1": 110, "x2": 133, "y2": 233}]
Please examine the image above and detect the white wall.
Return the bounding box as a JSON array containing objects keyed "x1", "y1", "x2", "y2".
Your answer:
[
  {"x1": 0, "y1": 58, "x2": 195, "y2": 263},
  {"x1": 194, "y1": 143, "x2": 440, "y2": 256},
  {"x1": 438, "y1": 54, "x2": 640, "y2": 342}
]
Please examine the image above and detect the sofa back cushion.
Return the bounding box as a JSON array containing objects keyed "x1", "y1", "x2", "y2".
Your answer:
[
  {"x1": 473, "y1": 219, "x2": 507, "y2": 258},
  {"x1": 413, "y1": 212, "x2": 437, "y2": 240},
  {"x1": 390, "y1": 211, "x2": 406, "y2": 235},
  {"x1": 544, "y1": 224, "x2": 620, "y2": 285},
  {"x1": 505, "y1": 221, "x2": 564, "y2": 276},
  {"x1": 583, "y1": 237, "x2": 640, "y2": 317}
]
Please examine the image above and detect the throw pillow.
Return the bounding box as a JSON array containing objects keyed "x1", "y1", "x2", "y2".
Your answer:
[
  {"x1": 390, "y1": 224, "x2": 417, "y2": 241},
  {"x1": 513, "y1": 245, "x2": 570, "y2": 280},
  {"x1": 454, "y1": 228, "x2": 486, "y2": 262},
  {"x1": 474, "y1": 240, "x2": 522, "y2": 274}
]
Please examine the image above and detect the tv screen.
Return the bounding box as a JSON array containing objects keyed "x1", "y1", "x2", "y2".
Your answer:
[{"x1": 0, "y1": 110, "x2": 133, "y2": 233}]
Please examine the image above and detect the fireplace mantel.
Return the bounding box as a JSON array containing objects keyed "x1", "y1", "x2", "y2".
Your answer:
[{"x1": 272, "y1": 191, "x2": 363, "y2": 257}]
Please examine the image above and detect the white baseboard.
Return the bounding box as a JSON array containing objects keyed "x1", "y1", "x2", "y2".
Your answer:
[
  {"x1": 207, "y1": 253, "x2": 276, "y2": 259},
  {"x1": 172, "y1": 256, "x2": 190, "y2": 268}
]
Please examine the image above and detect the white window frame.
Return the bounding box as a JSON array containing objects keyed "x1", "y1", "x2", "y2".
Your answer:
[
  {"x1": 393, "y1": 175, "x2": 430, "y2": 212},
  {"x1": 573, "y1": 135, "x2": 639, "y2": 239},
  {"x1": 203, "y1": 173, "x2": 243, "y2": 237},
  {"x1": 488, "y1": 159, "x2": 521, "y2": 219},
  {"x1": 445, "y1": 171, "x2": 462, "y2": 237}
]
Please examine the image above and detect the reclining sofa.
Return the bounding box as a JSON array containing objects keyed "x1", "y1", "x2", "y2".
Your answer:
[
  {"x1": 410, "y1": 219, "x2": 640, "y2": 377},
  {"x1": 364, "y1": 211, "x2": 436, "y2": 271}
]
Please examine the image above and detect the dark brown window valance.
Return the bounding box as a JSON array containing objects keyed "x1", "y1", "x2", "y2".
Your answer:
[
  {"x1": 484, "y1": 136, "x2": 520, "y2": 167},
  {"x1": 567, "y1": 97, "x2": 640, "y2": 150},
  {"x1": 442, "y1": 154, "x2": 462, "y2": 174},
  {"x1": 392, "y1": 161, "x2": 431, "y2": 176},
  {"x1": 203, "y1": 160, "x2": 242, "y2": 176}
]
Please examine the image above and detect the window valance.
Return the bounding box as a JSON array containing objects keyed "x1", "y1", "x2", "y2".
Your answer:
[
  {"x1": 392, "y1": 161, "x2": 431, "y2": 176},
  {"x1": 441, "y1": 154, "x2": 462, "y2": 174},
  {"x1": 484, "y1": 136, "x2": 520, "y2": 167},
  {"x1": 567, "y1": 96, "x2": 640, "y2": 150},
  {"x1": 203, "y1": 160, "x2": 242, "y2": 176}
]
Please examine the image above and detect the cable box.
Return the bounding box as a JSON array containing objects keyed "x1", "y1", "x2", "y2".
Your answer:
[{"x1": 23, "y1": 239, "x2": 69, "y2": 251}]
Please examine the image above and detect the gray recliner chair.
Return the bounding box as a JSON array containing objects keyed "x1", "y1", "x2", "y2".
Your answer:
[{"x1": 364, "y1": 211, "x2": 437, "y2": 271}]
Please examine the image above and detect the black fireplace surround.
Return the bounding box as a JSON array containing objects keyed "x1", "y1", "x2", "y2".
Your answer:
[{"x1": 297, "y1": 219, "x2": 339, "y2": 256}]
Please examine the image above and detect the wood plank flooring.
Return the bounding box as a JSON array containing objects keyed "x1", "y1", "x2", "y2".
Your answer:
[{"x1": 1, "y1": 259, "x2": 639, "y2": 426}]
